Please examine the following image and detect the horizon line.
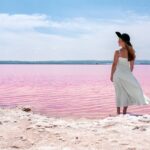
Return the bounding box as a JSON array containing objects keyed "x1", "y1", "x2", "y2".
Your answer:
[{"x1": 0, "y1": 60, "x2": 150, "y2": 65}]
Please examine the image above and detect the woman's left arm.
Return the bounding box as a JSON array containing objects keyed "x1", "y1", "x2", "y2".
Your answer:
[
  {"x1": 130, "y1": 60, "x2": 134, "y2": 72},
  {"x1": 110, "y1": 50, "x2": 118, "y2": 82}
]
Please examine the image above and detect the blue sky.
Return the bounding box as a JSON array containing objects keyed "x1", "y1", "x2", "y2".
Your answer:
[
  {"x1": 1, "y1": 0, "x2": 150, "y2": 18},
  {"x1": 0, "y1": 0, "x2": 150, "y2": 60}
]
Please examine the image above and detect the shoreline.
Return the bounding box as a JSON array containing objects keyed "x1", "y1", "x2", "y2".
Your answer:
[
  {"x1": 0, "y1": 106, "x2": 150, "y2": 150},
  {"x1": 0, "y1": 60, "x2": 150, "y2": 65}
]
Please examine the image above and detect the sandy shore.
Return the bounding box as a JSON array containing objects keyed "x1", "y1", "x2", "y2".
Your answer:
[{"x1": 0, "y1": 106, "x2": 150, "y2": 150}]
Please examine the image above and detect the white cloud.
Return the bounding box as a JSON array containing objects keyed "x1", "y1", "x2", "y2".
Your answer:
[
  {"x1": 0, "y1": 13, "x2": 49, "y2": 30},
  {"x1": 0, "y1": 13, "x2": 150, "y2": 60}
]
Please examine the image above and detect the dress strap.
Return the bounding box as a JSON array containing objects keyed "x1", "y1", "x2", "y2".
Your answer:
[{"x1": 118, "y1": 49, "x2": 121, "y2": 57}]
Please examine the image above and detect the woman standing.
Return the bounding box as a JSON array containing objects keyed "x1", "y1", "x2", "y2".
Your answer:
[{"x1": 110, "y1": 31, "x2": 150, "y2": 115}]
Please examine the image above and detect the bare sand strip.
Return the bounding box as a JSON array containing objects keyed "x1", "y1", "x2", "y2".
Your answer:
[{"x1": 0, "y1": 106, "x2": 150, "y2": 150}]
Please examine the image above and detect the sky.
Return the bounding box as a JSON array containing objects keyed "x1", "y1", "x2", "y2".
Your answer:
[{"x1": 0, "y1": 0, "x2": 150, "y2": 60}]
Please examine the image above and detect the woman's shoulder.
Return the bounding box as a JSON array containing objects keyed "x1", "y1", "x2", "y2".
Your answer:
[
  {"x1": 114, "y1": 49, "x2": 120, "y2": 56},
  {"x1": 113, "y1": 50, "x2": 120, "y2": 60}
]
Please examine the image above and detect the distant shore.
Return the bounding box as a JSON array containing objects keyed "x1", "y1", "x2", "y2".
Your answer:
[
  {"x1": 0, "y1": 60, "x2": 150, "y2": 65},
  {"x1": 0, "y1": 106, "x2": 150, "y2": 150}
]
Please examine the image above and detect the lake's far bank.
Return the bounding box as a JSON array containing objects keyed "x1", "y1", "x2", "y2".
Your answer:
[{"x1": 0, "y1": 60, "x2": 150, "y2": 64}]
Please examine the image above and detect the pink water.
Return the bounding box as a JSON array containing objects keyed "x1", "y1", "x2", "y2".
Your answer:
[{"x1": 0, "y1": 65, "x2": 150, "y2": 119}]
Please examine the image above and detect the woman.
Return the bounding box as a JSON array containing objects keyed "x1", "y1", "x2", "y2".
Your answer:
[{"x1": 110, "y1": 31, "x2": 150, "y2": 115}]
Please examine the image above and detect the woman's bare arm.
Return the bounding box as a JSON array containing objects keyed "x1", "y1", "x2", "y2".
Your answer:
[
  {"x1": 110, "y1": 50, "x2": 119, "y2": 82},
  {"x1": 130, "y1": 60, "x2": 134, "y2": 72}
]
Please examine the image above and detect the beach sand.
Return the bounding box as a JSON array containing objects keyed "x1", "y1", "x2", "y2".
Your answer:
[{"x1": 0, "y1": 106, "x2": 150, "y2": 150}]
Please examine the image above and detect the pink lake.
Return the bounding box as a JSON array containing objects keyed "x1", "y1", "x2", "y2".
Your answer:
[{"x1": 0, "y1": 64, "x2": 150, "y2": 119}]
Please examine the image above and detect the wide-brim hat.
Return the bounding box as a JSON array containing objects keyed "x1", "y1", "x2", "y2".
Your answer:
[{"x1": 115, "y1": 31, "x2": 132, "y2": 46}]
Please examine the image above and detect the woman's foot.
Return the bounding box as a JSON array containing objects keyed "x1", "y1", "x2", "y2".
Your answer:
[
  {"x1": 117, "y1": 107, "x2": 120, "y2": 115},
  {"x1": 123, "y1": 106, "x2": 128, "y2": 114}
]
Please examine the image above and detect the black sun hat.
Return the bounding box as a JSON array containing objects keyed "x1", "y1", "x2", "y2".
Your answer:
[{"x1": 115, "y1": 31, "x2": 132, "y2": 46}]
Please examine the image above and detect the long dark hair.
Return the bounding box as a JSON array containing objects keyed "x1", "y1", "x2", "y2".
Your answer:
[{"x1": 125, "y1": 43, "x2": 136, "y2": 61}]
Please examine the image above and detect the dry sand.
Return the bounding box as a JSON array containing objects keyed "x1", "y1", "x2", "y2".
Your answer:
[{"x1": 0, "y1": 106, "x2": 150, "y2": 150}]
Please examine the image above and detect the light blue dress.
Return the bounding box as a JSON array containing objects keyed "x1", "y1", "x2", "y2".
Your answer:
[{"x1": 113, "y1": 50, "x2": 150, "y2": 107}]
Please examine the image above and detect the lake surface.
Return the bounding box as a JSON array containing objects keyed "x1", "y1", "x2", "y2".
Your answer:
[{"x1": 0, "y1": 65, "x2": 150, "y2": 119}]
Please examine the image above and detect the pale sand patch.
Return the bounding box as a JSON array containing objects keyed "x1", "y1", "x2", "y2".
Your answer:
[{"x1": 0, "y1": 106, "x2": 150, "y2": 150}]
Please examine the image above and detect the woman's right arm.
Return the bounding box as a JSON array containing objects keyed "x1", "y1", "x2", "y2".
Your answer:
[{"x1": 110, "y1": 50, "x2": 119, "y2": 82}]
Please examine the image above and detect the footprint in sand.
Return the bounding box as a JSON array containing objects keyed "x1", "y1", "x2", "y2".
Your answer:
[
  {"x1": 58, "y1": 138, "x2": 65, "y2": 142},
  {"x1": 132, "y1": 126, "x2": 147, "y2": 131},
  {"x1": 111, "y1": 140, "x2": 118, "y2": 143},
  {"x1": 26, "y1": 127, "x2": 32, "y2": 130},
  {"x1": 54, "y1": 133, "x2": 60, "y2": 137},
  {"x1": 127, "y1": 147, "x2": 136, "y2": 150},
  {"x1": 111, "y1": 129, "x2": 119, "y2": 133},
  {"x1": 11, "y1": 145, "x2": 20, "y2": 149},
  {"x1": 102, "y1": 122, "x2": 117, "y2": 128},
  {"x1": 120, "y1": 143, "x2": 129, "y2": 146}
]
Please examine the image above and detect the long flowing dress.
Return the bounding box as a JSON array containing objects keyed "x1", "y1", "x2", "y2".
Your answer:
[{"x1": 113, "y1": 50, "x2": 150, "y2": 107}]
